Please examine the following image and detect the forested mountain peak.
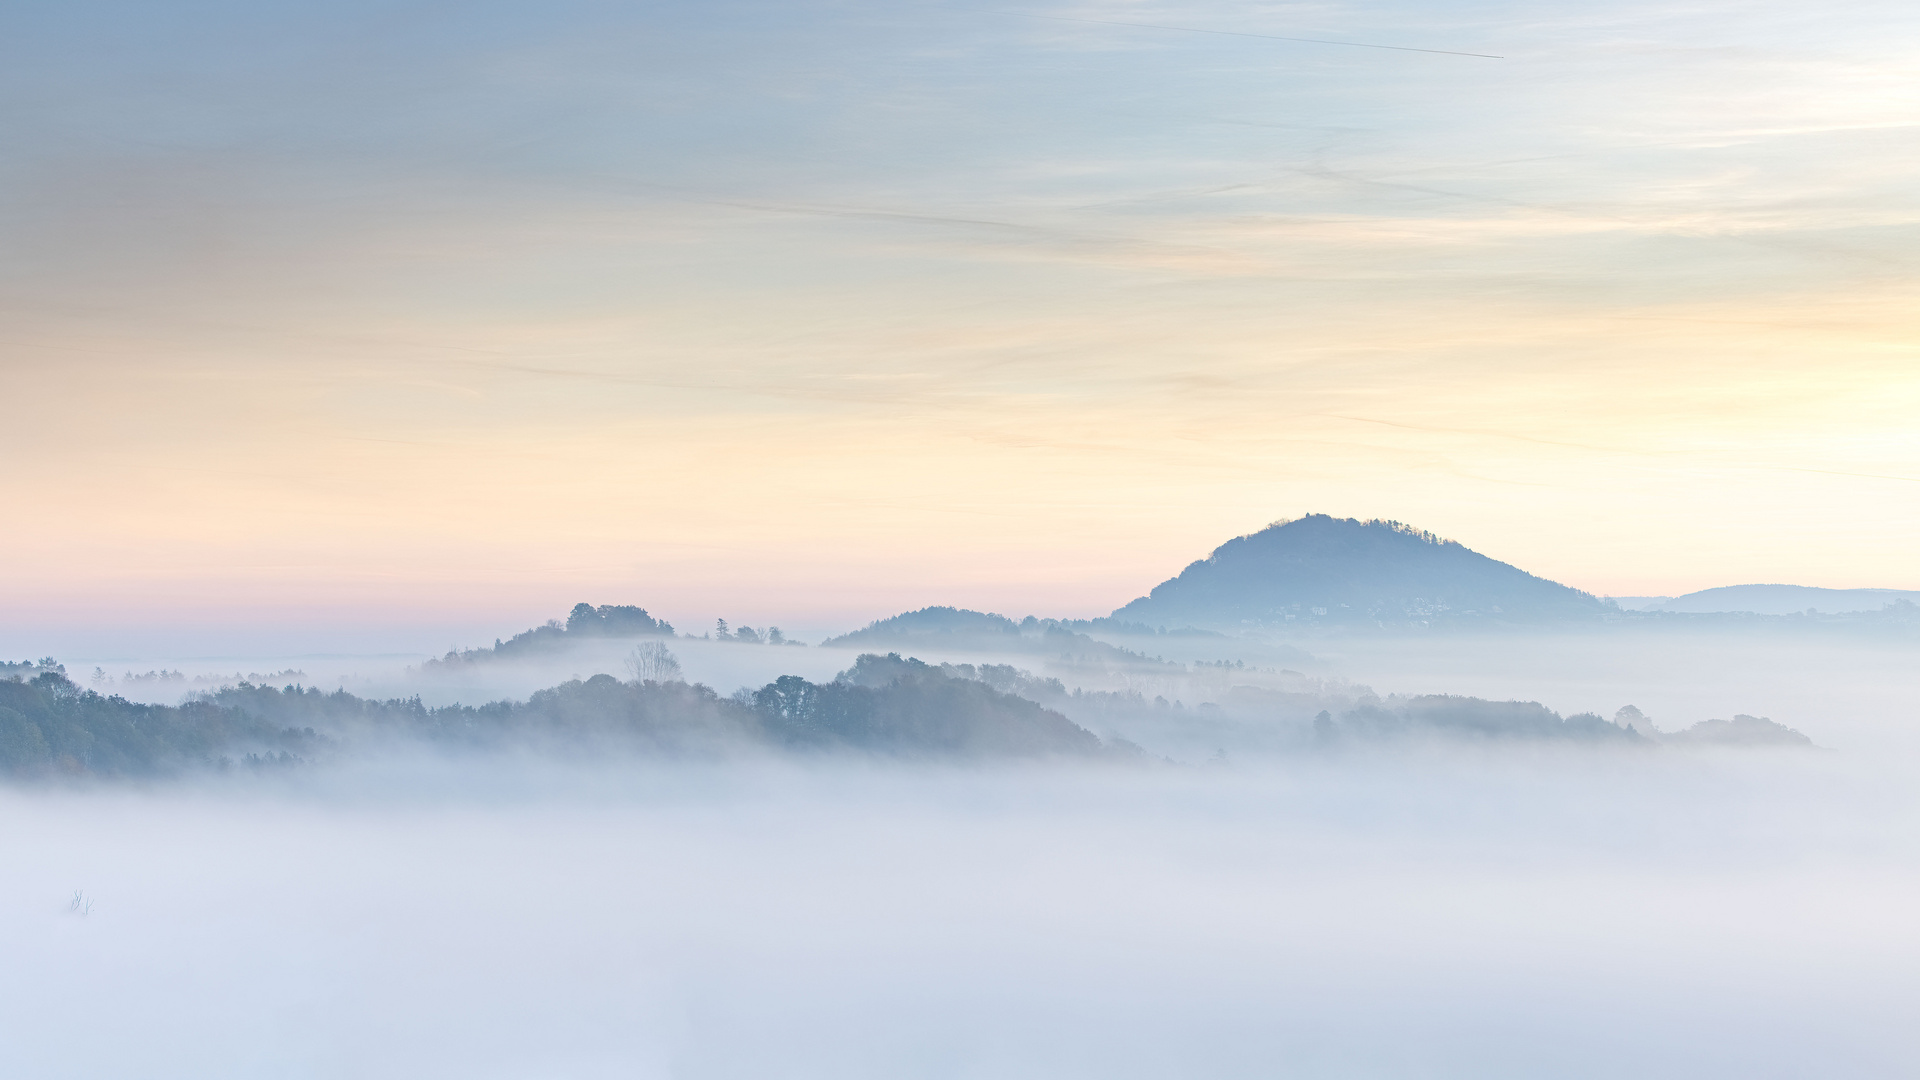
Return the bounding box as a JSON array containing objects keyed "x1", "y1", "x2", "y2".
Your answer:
[{"x1": 1113, "y1": 515, "x2": 1606, "y2": 630}]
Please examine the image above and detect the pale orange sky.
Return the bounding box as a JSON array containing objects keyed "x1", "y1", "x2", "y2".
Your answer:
[{"x1": 3, "y1": 0, "x2": 1918, "y2": 647}]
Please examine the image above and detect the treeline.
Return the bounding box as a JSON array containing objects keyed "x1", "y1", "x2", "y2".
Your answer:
[
  {"x1": 231, "y1": 654, "x2": 1109, "y2": 758},
  {"x1": 2, "y1": 654, "x2": 1119, "y2": 778},
  {"x1": 426, "y1": 603, "x2": 675, "y2": 667},
  {"x1": 708, "y1": 619, "x2": 799, "y2": 645},
  {"x1": 3, "y1": 651, "x2": 1819, "y2": 779},
  {"x1": 1313, "y1": 696, "x2": 1640, "y2": 745},
  {"x1": 1307, "y1": 697, "x2": 1814, "y2": 747},
  {"x1": 1, "y1": 670, "x2": 319, "y2": 777},
  {"x1": 841, "y1": 652, "x2": 1068, "y2": 700},
  {"x1": 758, "y1": 654, "x2": 1104, "y2": 756},
  {"x1": 910, "y1": 657, "x2": 1817, "y2": 752},
  {"x1": 822, "y1": 607, "x2": 1208, "y2": 672}
]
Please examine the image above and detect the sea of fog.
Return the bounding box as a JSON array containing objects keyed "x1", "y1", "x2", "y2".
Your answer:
[
  {"x1": 58, "y1": 623, "x2": 1920, "y2": 755},
  {"x1": 11, "y1": 626, "x2": 1920, "y2": 1075},
  {"x1": 7, "y1": 750, "x2": 1919, "y2": 1078}
]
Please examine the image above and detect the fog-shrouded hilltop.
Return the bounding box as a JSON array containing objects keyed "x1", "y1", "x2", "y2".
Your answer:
[
  {"x1": 1113, "y1": 515, "x2": 1608, "y2": 631},
  {"x1": 821, "y1": 606, "x2": 1267, "y2": 664},
  {"x1": 826, "y1": 607, "x2": 1220, "y2": 644},
  {"x1": 425, "y1": 602, "x2": 809, "y2": 672},
  {"x1": 426, "y1": 602, "x2": 675, "y2": 667}
]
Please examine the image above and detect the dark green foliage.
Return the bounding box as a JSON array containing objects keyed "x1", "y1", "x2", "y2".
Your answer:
[
  {"x1": 0, "y1": 672, "x2": 317, "y2": 778},
  {"x1": 500, "y1": 674, "x2": 758, "y2": 751},
  {"x1": 200, "y1": 675, "x2": 755, "y2": 754},
  {"x1": 754, "y1": 655, "x2": 1104, "y2": 757},
  {"x1": 837, "y1": 652, "x2": 1067, "y2": 699},
  {"x1": 0, "y1": 655, "x2": 1112, "y2": 780},
  {"x1": 566, "y1": 603, "x2": 673, "y2": 637},
  {"x1": 204, "y1": 682, "x2": 436, "y2": 732},
  {"x1": 6, "y1": 650, "x2": 1702, "y2": 779},
  {"x1": 0, "y1": 705, "x2": 50, "y2": 765}
]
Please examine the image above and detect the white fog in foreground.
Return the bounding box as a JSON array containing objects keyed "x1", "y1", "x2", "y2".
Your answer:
[{"x1": 6, "y1": 752, "x2": 1917, "y2": 1079}]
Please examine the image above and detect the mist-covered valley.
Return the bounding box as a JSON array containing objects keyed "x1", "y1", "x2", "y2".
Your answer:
[
  {"x1": 6, "y1": 621, "x2": 1906, "y2": 1080},
  {"x1": 11, "y1": 746, "x2": 1920, "y2": 1078},
  {"x1": 10, "y1": 0, "x2": 1920, "y2": 1067},
  {"x1": 4, "y1": 605, "x2": 1845, "y2": 779},
  {"x1": 9, "y1": 517, "x2": 1919, "y2": 1077}
]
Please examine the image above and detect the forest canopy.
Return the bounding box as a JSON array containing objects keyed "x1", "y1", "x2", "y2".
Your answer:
[{"x1": 2, "y1": 653, "x2": 1818, "y2": 780}]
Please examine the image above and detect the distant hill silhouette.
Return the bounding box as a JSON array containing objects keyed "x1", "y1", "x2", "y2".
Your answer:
[
  {"x1": 823, "y1": 606, "x2": 1216, "y2": 661},
  {"x1": 424, "y1": 603, "x2": 675, "y2": 668},
  {"x1": 1112, "y1": 515, "x2": 1606, "y2": 630},
  {"x1": 1635, "y1": 584, "x2": 1920, "y2": 615},
  {"x1": 1663, "y1": 714, "x2": 1815, "y2": 748},
  {"x1": 826, "y1": 607, "x2": 1029, "y2": 647}
]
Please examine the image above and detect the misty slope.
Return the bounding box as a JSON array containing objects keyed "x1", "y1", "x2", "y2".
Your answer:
[
  {"x1": 1113, "y1": 515, "x2": 1607, "y2": 630},
  {"x1": 904, "y1": 653, "x2": 1819, "y2": 755},
  {"x1": 1662, "y1": 714, "x2": 1815, "y2": 748},
  {"x1": 824, "y1": 606, "x2": 1028, "y2": 647},
  {"x1": 1315, "y1": 696, "x2": 1640, "y2": 746},
  {"x1": 823, "y1": 607, "x2": 1204, "y2": 668}
]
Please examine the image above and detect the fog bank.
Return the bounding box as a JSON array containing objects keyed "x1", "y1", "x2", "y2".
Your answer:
[{"x1": 6, "y1": 752, "x2": 1917, "y2": 1078}]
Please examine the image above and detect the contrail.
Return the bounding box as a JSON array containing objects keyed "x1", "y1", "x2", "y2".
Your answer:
[{"x1": 989, "y1": 10, "x2": 1504, "y2": 59}]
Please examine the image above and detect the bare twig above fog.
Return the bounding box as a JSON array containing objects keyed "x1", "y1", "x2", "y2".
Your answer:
[{"x1": 624, "y1": 642, "x2": 684, "y2": 684}]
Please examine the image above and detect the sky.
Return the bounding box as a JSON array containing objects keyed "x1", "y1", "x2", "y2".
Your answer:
[{"x1": 4, "y1": 0, "x2": 1917, "y2": 648}]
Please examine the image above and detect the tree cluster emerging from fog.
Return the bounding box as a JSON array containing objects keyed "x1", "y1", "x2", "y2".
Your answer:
[
  {"x1": 2, "y1": 647, "x2": 1820, "y2": 780},
  {"x1": 756, "y1": 655, "x2": 1107, "y2": 757},
  {"x1": 1, "y1": 655, "x2": 1120, "y2": 777},
  {"x1": 709, "y1": 619, "x2": 795, "y2": 645},
  {"x1": 423, "y1": 604, "x2": 809, "y2": 673},
  {"x1": 424, "y1": 603, "x2": 674, "y2": 668}
]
